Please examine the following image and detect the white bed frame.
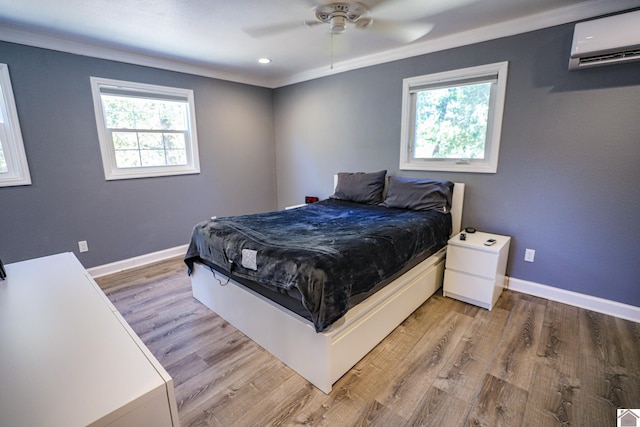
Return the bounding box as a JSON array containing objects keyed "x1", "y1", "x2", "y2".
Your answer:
[{"x1": 191, "y1": 181, "x2": 464, "y2": 393}]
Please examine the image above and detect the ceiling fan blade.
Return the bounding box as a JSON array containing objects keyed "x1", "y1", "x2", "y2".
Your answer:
[
  {"x1": 244, "y1": 21, "x2": 308, "y2": 38},
  {"x1": 371, "y1": 0, "x2": 477, "y2": 21},
  {"x1": 365, "y1": 19, "x2": 434, "y2": 43},
  {"x1": 304, "y1": 20, "x2": 324, "y2": 28},
  {"x1": 301, "y1": 0, "x2": 326, "y2": 8}
]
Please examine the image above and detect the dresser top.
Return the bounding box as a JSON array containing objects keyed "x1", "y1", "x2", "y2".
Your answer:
[{"x1": 0, "y1": 253, "x2": 167, "y2": 426}]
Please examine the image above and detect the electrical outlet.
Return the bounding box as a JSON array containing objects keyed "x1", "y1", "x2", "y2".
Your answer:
[
  {"x1": 524, "y1": 248, "x2": 535, "y2": 263},
  {"x1": 78, "y1": 240, "x2": 89, "y2": 253}
]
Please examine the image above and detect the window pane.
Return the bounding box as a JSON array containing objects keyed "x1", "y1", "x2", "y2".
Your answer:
[
  {"x1": 140, "y1": 149, "x2": 166, "y2": 167},
  {"x1": 112, "y1": 131, "x2": 188, "y2": 167},
  {"x1": 159, "y1": 103, "x2": 187, "y2": 130},
  {"x1": 413, "y1": 82, "x2": 491, "y2": 160},
  {"x1": 101, "y1": 95, "x2": 187, "y2": 131},
  {"x1": 138, "y1": 132, "x2": 163, "y2": 149},
  {"x1": 0, "y1": 146, "x2": 7, "y2": 173},
  {"x1": 165, "y1": 149, "x2": 187, "y2": 165},
  {"x1": 112, "y1": 132, "x2": 139, "y2": 150},
  {"x1": 0, "y1": 135, "x2": 7, "y2": 173},
  {"x1": 164, "y1": 133, "x2": 186, "y2": 149},
  {"x1": 114, "y1": 150, "x2": 141, "y2": 167},
  {"x1": 102, "y1": 96, "x2": 189, "y2": 169},
  {"x1": 102, "y1": 97, "x2": 136, "y2": 129}
]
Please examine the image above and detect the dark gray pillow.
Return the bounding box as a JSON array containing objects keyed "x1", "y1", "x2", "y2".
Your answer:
[
  {"x1": 382, "y1": 176, "x2": 454, "y2": 213},
  {"x1": 330, "y1": 170, "x2": 387, "y2": 204}
]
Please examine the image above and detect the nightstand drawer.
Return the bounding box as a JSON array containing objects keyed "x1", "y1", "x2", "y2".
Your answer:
[
  {"x1": 443, "y1": 269, "x2": 495, "y2": 303},
  {"x1": 446, "y1": 245, "x2": 500, "y2": 278}
]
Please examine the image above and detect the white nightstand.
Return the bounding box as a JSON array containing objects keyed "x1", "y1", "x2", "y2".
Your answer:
[{"x1": 443, "y1": 231, "x2": 511, "y2": 310}]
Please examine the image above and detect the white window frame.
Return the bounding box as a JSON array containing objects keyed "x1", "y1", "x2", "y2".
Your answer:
[
  {"x1": 90, "y1": 77, "x2": 200, "y2": 180},
  {"x1": 399, "y1": 61, "x2": 509, "y2": 174},
  {"x1": 0, "y1": 63, "x2": 31, "y2": 187}
]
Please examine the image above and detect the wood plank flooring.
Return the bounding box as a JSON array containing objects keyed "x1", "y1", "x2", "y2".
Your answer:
[{"x1": 95, "y1": 257, "x2": 640, "y2": 426}]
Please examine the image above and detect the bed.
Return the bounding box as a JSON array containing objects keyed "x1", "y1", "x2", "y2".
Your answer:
[{"x1": 185, "y1": 172, "x2": 464, "y2": 393}]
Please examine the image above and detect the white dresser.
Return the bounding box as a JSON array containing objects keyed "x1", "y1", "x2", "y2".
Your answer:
[
  {"x1": 0, "y1": 253, "x2": 180, "y2": 427},
  {"x1": 443, "y1": 231, "x2": 511, "y2": 310}
]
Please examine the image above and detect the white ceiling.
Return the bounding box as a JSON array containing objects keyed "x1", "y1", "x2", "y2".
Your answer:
[{"x1": 0, "y1": 0, "x2": 638, "y2": 88}]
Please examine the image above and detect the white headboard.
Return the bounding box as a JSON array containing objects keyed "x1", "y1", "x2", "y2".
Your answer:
[
  {"x1": 332, "y1": 175, "x2": 464, "y2": 237},
  {"x1": 450, "y1": 182, "x2": 464, "y2": 236}
]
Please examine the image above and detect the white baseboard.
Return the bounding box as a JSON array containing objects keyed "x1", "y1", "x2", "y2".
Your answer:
[
  {"x1": 507, "y1": 277, "x2": 640, "y2": 324},
  {"x1": 87, "y1": 244, "x2": 188, "y2": 278}
]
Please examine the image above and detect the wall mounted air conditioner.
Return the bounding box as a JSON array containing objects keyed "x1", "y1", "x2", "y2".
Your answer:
[{"x1": 569, "y1": 9, "x2": 640, "y2": 70}]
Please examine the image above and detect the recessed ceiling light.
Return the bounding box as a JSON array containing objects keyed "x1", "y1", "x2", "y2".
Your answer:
[{"x1": 258, "y1": 58, "x2": 272, "y2": 64}]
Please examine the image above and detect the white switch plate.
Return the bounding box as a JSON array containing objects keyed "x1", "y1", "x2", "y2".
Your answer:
[
  {"x1": 78, "y1": 240, "x2": 89, "y2": 253},
  {"x1": 524, "y1": 248, "x2": 535, "y2": 262}
]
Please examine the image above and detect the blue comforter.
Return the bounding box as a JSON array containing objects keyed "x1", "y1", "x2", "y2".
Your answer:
[{"x1": 185, "y1": 199, "x2": 451, "y2": 332}]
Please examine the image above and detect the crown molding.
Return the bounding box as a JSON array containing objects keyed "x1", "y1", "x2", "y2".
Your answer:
[{"x1": 0, "y1": 25, "x2": 269, "y2": 87}]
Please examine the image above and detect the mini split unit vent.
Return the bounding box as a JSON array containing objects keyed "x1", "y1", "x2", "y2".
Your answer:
[{"x1": 569, "y1": 9, "x2": 640, "y2": 70}]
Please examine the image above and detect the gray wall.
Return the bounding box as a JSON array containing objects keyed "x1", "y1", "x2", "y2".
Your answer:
[
  {"x1": 273, "y1": 23, "x2": 640, "y2": 306},
  {"x1": 0, "y1": 41, "x2": 277, "y2": 267}
]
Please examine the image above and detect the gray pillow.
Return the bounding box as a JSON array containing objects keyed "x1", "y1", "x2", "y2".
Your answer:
[
  {"x1": 382, "y1": 176, "x2": 454, "y2": 213},
  {"x1": 331, "y1": 170, "x2": 387, "y2": 204}
]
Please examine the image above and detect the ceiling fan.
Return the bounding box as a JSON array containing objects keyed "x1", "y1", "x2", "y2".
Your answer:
[{"x1": 244, "y1": 0, "x2": 459, "y2": 44}]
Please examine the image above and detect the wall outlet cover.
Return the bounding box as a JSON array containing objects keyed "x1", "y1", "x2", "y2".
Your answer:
[{"x1": 524, "y1": 248, "x2": 535, "y2": 262}]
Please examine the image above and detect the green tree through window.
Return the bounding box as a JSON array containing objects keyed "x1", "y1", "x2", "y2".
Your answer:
[
  {"x1": 102, "y1": 95, "x2": 189, "y2": 168},
  {"x1": 414, "y1": 82, "x2": 491, "y2": 160}
]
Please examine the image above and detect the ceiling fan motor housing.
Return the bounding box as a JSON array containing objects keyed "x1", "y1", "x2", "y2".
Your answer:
[{"x1": 315, "y1": 2, "x2": 369, "y2": 34}]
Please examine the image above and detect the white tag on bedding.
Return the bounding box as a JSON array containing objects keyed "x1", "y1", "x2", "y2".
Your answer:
[{"x1": 241, "y1": 249, "x2": 258, "y2": 270}]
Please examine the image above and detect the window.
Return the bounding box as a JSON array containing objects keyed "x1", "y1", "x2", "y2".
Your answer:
[
  {"x1": 90, "y1": 77, "x2": 200, "y2": 180},
  {"x1": 400, "y1": 62, "x2": 509, "y2": 173},
  {"x1": 0, "y1": 63, "x2": 31, "y2": 187}
]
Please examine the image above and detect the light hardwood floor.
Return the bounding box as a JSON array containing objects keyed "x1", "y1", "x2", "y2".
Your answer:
[{"x1": 96, "y1": 257, "x2": 640, "y2": 426}]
